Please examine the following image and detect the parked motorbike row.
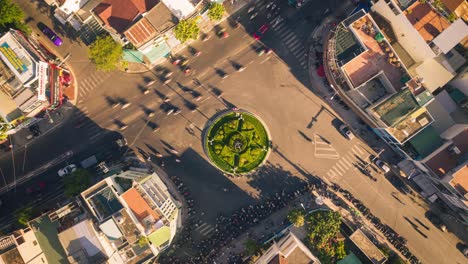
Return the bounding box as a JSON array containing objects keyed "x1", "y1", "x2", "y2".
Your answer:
[
  {"x1": 330, "y1": 183, "x2": 421, "y2": 264},
  {"x1": 163, "y1": 174, "x2": 420, "y2": 264},
  {"x1": 161, "y1": 177, "x2": 318, "y2": 263}
]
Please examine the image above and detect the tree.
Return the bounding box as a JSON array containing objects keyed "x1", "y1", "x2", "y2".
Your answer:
[
  {"x1": 138, "y1": 236, "x2": 148, "y2": 247},
  {"x1": 88, "y1": 35, "x2": 123, "y2": 71},
  {"x1": 306, "y1": 211, "x2": 342, "y2": 248},
  {"x1": 287, "y1": 208, "x2": 305, "y2": 227},
  {"x1": 174, "y1": 19, "x2": 200, "y2": 43},
  {"x1": 14, "y1": 206, "x2": 33, "y2": 227},
  {"x1": 63, "y1": 169, "x2": 92, "y2": 197},
  {"x1": 207, "y1": 3, "x2": 225, "y2": 21},
  {"x1": 0, "y1": 0, "x2": 30, "y2": 34},
  {"x1": 244, "y1": 238, "x2": 262, "y2": 256}
]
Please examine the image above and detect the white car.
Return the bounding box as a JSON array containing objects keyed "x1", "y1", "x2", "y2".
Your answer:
[
  {"x1": 58, "y1": 164, "x2": 77, "y2": 177},
  {"x1": 374, "y1": 159, "x2": 390, "y2": 173},
  {"x1": 339, "y1": 124, "x2": 354, "y2": 140}
]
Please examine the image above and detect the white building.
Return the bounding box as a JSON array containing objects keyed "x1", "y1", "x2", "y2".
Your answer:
[{"x1": 0, "y1": 30, "x2": 50, "y2": 123}]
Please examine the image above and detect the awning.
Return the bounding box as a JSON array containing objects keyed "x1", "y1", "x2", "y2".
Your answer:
[
  {"x1": 123, "y1": 49, "x2": 144, "y2": 63},
  {"x1": 141, "y1": 42, "x2": 171, "y2": 64}
]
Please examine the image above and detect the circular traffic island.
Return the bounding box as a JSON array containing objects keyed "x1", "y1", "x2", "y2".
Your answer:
[{"x1": 204, "y1": 110, "x2": 270, "y2": 175}]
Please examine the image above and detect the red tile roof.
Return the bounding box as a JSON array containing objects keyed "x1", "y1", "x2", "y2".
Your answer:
[
  {"x1": 405, "y1": 2, "x2": 451, "y2": 42},
  {"x1": 122, "y1": 188, "x2": 160, "y2": 224},
  {"x1": 94, "y1": 0, "x2": 158, "y2": 33}
]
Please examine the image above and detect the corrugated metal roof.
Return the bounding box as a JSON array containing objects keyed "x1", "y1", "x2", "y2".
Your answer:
[{"x1": 124, "y1": 18, "x2": 158, "y2": 48}]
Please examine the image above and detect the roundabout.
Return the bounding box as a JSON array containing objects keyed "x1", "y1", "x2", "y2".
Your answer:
[{"x1": 203, "y1": 110, "x2": 270, "y2": 175}]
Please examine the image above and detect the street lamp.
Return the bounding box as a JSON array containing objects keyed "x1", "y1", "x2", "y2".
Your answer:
[{"x1": 300, "y1": 203, "x2": 306, "y2": 211}]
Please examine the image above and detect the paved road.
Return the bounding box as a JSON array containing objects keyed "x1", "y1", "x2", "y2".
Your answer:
[{"x1": 0, "y1": 0, "x2": 465, "y2": 263}]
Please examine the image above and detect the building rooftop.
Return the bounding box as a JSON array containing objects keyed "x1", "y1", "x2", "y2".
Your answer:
[
  {"x1": 425, "y1": 128, "x2": 468, "y2": 177},
  {"x1": 372, "y1": 89, "x2": 420, "y2": 126},
  {"x1": 386, "y1": 106, "x2": 434, "y2": 143},
  {"x1": 83, "y1": 182, "x2": 123, "y2": 222},
  {"x1": 405, "y1": 125, "x2": 444, "y2": 159},
  {"x1": 124, "y1": 18, "x2": 158, "y2": 48},
  {"x1": 254, "y1": 232, "x2": 320, "y2": 264},
  {"x1": 57, "y1": 219, "x2": 106, "y2": 263},
  {"x1": 0, "y1": 32, "x2": 36, "y2": 85},
  {"x1": 144, "y1": 2, "x2": 176, "y2": 33},
  {"x1": 334, "y1": 24, "x2": 365, "y2": 66},
  {"x1": 93, "y1": 0, "x2": 158, "y2": 33},
  {"x1": 121, "y1": 188, "x2": 161, "y2": 232},
  {"x1": 112, "y1": 209, "x2": 138, "y2": 244},
  {"x1": 450, "y1": 165, "x2": 468, "y2": 196},
  {"x1": 349, "y1": 230, "x2": 386, "y2": 264},
  {"x1": 341, "y1": 14, "x2": 408, "y2": 89},
  {"x1": 30, "y1": 215, "x2": 68, "y2": 264},
  {"x1": 405, "y1": 1, "x2": 451, "y2": 42}
]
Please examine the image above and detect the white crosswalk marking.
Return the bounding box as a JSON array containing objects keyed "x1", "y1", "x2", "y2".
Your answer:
[
  {"x1": 282, "y1": 31, "x2": 296, "y2": 40},
  {"x1": 276, "y1": 26, "x2": 289, "y2": 35},
  {"x1": 195, "y1": 222, "x2": 215, "y2": 236},
  {"x1": 338, "y1": 160, "x2": 350, "y2": 170},
  {"x1": 292, "y1": 48, "x2": 305, "y2": 58},
  {"x1": 342, "y1": 156, "x2": 354, "y2": 167},
  {"x1": 353, "y1": 145, "x2": 365, "y2": 155},
  {"x1": 330, "y1": 167, "x2": 342, "y2": 176},
  {"x1": 289, "y1": 41, "x2": 303, "y2": 51},
  {"x1": 334, "y1": 162, "x2": 346, "y2": 174},
  {"x1": 273, "y1": 23, "x2": 285, "y2": 31},
  {"x1": 284, "y1": 36, "x2": 299, "y2": 46}
]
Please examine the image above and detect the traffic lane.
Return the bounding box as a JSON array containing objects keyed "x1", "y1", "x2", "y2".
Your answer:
[
  {"x1": 338, "y1": 170, "x2": 466, "y2": 263},
  {"x1": 0, "y1": 132, "x2": 123, "y2": 229},
  {"x1": 15, "y1": 0, "x2": 80, "y2": 59},
  {"x1": 0, "y1": 113, "x2": 115, "y2": 187}
]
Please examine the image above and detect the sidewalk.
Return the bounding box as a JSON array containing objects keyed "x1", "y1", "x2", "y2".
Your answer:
[{"x1": 214, "y1": 191, "x2": 324, "y2": 263}]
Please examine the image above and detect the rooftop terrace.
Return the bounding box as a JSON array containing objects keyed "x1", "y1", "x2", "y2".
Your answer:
[
  {"x1": 341, "y1": 14, "x2": 409, "y2": 90},
  {"x1": 386, "y1": 106, "x2": 433, "y2": 142},
  {"x1": 84, "y1": 183, "x2": 123, "y2": 221},
  {"x1": 372, "y1": 89, "x2": 419, "y2": 126},
  {"x1": 405, "y1": 1, "x2": 450, "y2": 42}
]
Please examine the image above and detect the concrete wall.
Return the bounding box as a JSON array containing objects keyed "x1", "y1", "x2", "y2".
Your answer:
[{"x1": 371, "y1": 0, "x2": 436, "y2": 63}]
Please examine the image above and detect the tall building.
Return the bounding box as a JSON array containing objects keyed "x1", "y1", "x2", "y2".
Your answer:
[
  {"x1": 0, "y1": 29, "x2": 65, "y2": 134},
  {"x1": 323, "y1": 0, "x2": 468, "y2": 221}
]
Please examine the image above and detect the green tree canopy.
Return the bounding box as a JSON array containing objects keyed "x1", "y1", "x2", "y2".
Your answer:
[
  {"x1": 0, "y1": 0, "x2": 30, "y2": 34},
  {"x1": 63, "y1": 168, "x2": 92, "y2": 197},
  {"x1": 306, "y1": 210, "x2": 342, "y2": 248},
  {"x1": 287, "y1": 208, "x2": 305, "y2": 227},
  {"x1": 88, "y1": 35, "x2": 123, "y2": 71},
  {"x1": 207, "y1": 3, "x2": 225, "y2": 21},
  {"x1": 174, "y1": 19, "x2": 200, "y2": 43},
  {"x1": 14, "y1": 206, "x2": 33, "y2": 227}
]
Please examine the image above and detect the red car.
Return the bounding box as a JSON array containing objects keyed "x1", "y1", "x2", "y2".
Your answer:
[{"x1": 253, "y1": 24, "x2": 269, "y2": 40}]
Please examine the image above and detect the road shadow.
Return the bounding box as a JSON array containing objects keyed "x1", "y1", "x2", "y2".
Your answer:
[
  {"x1": 297, "y1": 130, "x2": 312, "y2": 142},
  {"x1": 247, "y1": 162, "x2": 309, "y2": 199},
  {"x1": 160, "y1": 148, "x2": 256, "y2": 221}
]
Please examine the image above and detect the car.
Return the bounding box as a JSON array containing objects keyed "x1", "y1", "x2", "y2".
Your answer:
[
  {"x1": 253, "y1": 24, "x2": 269, "y2": 40},
  {"x1": 374, "y1": 159, "x2": 390, "y2": 173},
  {"x1": 339, "y1": 124, "x2": 354, "y2": 139},
  {"x1": 58, "y1": 164, "x2": 77, "y2": 177},
  {"x1": 42, "y1": 26, "x2": 63, "y2": 46}
]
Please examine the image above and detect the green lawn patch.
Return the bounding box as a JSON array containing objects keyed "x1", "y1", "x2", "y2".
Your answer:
[{"x1": 205, "y1": 111, "x2": 270, "y2": 174}]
